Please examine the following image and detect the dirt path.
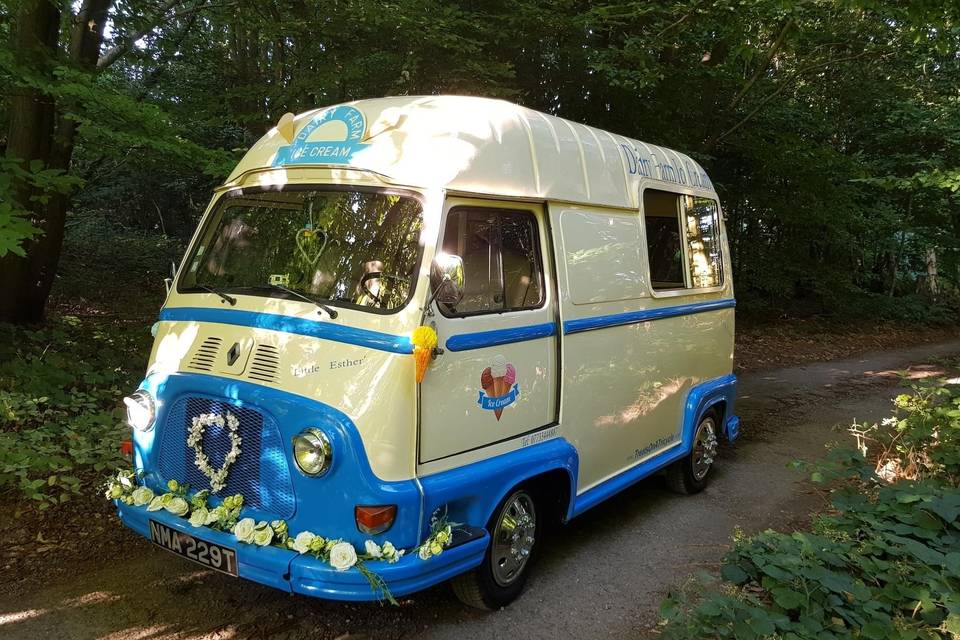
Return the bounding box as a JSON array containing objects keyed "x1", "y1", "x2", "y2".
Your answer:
[{"x1": 2, "y1": 340, "x2": 959, "y2": 640}]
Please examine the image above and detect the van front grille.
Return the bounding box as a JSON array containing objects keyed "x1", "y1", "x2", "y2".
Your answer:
[{"x1": 157, "y1": 395, "x2": 295, "y2": 518}]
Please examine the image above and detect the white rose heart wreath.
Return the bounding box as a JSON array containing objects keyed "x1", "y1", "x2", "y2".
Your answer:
[{"x1": 186, "y1": 411, "x2": 242, "y2": 493}]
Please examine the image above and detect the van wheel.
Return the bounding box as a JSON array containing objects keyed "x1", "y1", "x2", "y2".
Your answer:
[
  {"x1": 667, "y1": 413, "x2": 719, "y2": 495},
  {"x1": 451, "y1": 488, "x2": 538, "y2": 610}
]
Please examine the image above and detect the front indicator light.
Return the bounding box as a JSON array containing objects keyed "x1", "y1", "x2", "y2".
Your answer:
[
  {"x1": 123, "y1": 390, "x2": 155, "y2": 432},
  {"x1": 355, "y1": 505, "x2": 397, "y2": 534},
  {"x1": 293, "y1": 428, "x2": 333, "y2": 476}
]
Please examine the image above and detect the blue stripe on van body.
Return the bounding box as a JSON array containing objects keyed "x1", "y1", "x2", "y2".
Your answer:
[
  {"x1": 158, "y1": 307, "x2": 413, "y2": 354},
  {"x1": 444, "y1": 322, "x2": 556, "y2": 352},
  {"x1": 563, "y1": 298, "x2": 735, "y2": 335}
]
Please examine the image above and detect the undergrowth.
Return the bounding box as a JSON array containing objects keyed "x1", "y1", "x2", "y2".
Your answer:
[
  {"x1": 0, "y1": 316, "x2": 149, "y2": 508},
  {"x1": 659, "y1": 379, "x2": 960, "y2": 639}
]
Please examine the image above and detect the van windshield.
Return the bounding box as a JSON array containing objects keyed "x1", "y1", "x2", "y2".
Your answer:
[{"x1": 180, "y1": 188, "x2": 424, "y2": 313}]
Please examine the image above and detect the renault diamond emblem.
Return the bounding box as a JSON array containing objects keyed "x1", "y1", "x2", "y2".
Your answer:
[{"x1": 226, "y1": 342, "x2": 241, "y2": 366}]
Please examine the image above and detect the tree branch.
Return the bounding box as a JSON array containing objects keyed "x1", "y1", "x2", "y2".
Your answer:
[
  {"x1": 727, "y1": 19, "x2": 794, "y2": 116},
  {"x1": 708, "y1": 50, "x2": 893, "y2": 150},
  {"x1": 96, "y1": 0, "x2": 187, "y2": 69}
]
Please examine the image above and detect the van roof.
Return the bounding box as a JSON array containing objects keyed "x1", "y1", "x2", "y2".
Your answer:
[{"x1": 226, "y1": 95, "x2": 716, "y2": 210}]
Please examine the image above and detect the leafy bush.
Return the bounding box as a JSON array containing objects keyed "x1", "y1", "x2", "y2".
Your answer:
[
  {"x1": 847, "y1": 293, "x2": 960, "y2": 327},
  {"x1": 849, "y1": 385, "x2": 960, "y2": 486},
  {"x1": 0, "y1": 316, "x2": 148, "y2": 507},
  {"x1": 659, "y1": 383, "x2": 960, "y2": 640}
]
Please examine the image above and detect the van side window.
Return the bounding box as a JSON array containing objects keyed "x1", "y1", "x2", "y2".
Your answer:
[
  {"x1": 684, "y1": 196, "x2": 723, "y2": 288},
  {"x1": 440, "y1": 208, "x2": 544, "y2": 315},
  {"x1": 642, "y1": 190, "x2": 723, "y2": 291}
]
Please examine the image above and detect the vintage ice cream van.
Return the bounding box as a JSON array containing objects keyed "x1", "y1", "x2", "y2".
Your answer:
[{"x1": 114, "y1": 95, "x2": 739, "y2": 609}]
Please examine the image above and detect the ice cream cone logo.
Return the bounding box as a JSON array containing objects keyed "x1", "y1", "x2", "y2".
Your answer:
[{"x1": 478, "y1": 355, "x2": 519, "y2": 421}]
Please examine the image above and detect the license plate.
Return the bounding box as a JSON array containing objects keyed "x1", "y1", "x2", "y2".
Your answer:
[{"x1": 149, "y1": 520, "x2": 238, "y2": 576}]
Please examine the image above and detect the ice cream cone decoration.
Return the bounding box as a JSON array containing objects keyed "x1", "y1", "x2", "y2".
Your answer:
[
  {"x1": 481, "y1": 355, "x2": 517, "y2": 420},
  {"x1": 411, "y1": 325, "x2": 438, "y2": 384}
]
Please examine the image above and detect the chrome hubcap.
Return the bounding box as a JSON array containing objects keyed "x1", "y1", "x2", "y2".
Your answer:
[
  {"x1": 692, "y1": 417, "x2": 718, "y2": 481},
  {"x1": 491, "y1": 491, "x2": 536, "y2": 587}
]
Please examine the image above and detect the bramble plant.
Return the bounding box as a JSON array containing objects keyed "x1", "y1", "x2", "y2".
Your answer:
[
  {"x1": 659, "y1": 382, "x2": 960, "y2": 640},
  {"x1": 849, "y1": 383, "x2": 960, "y2": 486}
]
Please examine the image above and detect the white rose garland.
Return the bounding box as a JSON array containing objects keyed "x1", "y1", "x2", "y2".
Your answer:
[
  {"x1": 105, "y1": 469, "x2": 457, "y2": 605},
  {"x1": 187, "y1": 412, "x2": 242, "y2": 493}
]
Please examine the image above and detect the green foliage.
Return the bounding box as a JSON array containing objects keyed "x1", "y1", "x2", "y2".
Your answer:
[
  {"x1": 0, "y1": 157, "x2": 82, "y2": 257},
  {"x1": 660, "y1": 383, "x2": 960, "y2": 639},
  {"x1": 856, "y1": 383, "x2": 960, "y2": 486},
  {"x1": 2, "y1": 0, "x2": 959, "y2": 319},
  {"x1": 663, "y1": 480, "x2": 960, "y2": 639},
  {"x1": 0, "y1": 316, "x2": 149, "y2": 506}
]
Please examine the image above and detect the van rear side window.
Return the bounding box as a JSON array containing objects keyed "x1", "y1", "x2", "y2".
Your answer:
[
  {"x1": 642, "y1": 190, "x2": 723, "y2": 291},
  {"x1": 440, "y1": 208, "x2": 544, "y2": 316}
]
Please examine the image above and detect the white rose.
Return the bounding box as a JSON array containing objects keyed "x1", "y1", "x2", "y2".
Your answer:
[
  {"x1": 364, "y1": 540, "x2": 382, "y2": 558},
  {"x1": 233, "y1": 517, "x2": 257, "y2": 544},
  {"x1": 252, "y1": 523, "x2": 274, "y2": 546},
  {"x1": 328, "y1": 542, "x2": 358, "y2": 571},
  {"x1": 146, "y1": 496, "x2": 164, "y2": 512},
  {"x1": 291, "y1": 531, "x2": 317, "y2": 554},
  {"x1": 418, "y1": 545, "x2": 432, "y2": 561},
  {"x1": 189, "y1": 507, "x2": 208, "y2": 527},
  {"x1": 204, "y1": 507, "x2": 222, "y2": 525},
  {"x1": 165, "y1": 497, "x2": 190, "y2": 517},
  {"x1": 131, "y1": 486, "x2": 154, "y2": 507},
  {"x1": 381, "y1": 541, "x2": 403, "y2": 563}
]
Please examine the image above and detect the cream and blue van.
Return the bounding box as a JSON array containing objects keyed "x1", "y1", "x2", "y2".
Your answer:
[{"x1": 117, "y1": 96, "x2": 739, "y2": 609}]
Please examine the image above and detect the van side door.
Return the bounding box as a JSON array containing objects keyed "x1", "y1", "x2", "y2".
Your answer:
[{"x1": 418, "y1": 197, "x2": 559, "y2": 468}]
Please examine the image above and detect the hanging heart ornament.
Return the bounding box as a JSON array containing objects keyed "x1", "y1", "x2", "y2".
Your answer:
[{"x1": 296, "y1": 226, "x2": 328, "y2": 266}]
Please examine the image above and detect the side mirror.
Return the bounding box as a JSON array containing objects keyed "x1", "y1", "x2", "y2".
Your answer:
[
  {"x1": 430, "y1": 253, "x2": 464, "y2": 307},
  {"x1": 165, "y1": 261, "x2": 178, "y2": 295}
]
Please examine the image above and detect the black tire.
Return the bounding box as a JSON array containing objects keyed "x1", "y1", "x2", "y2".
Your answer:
[
  {"x1": 451, "y1": 487, "x2": 538, "y2": 610},
  {"x1": 667, "y1": 412, "x2": 720, "y2": 495}
]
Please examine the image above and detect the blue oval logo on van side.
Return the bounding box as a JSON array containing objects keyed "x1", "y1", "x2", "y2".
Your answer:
[{"x1": 272, "y1": 106, "x2": 368, "y2": 166}]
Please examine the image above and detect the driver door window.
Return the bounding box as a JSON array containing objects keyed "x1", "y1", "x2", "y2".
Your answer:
[{"x1": 440, "y1": 208, "x2": 544, "y2": 316}]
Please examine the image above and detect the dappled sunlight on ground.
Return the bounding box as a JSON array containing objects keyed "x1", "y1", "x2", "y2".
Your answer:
[{"x1": 862, "y1": 363, "x2": 948, "y2": 381}]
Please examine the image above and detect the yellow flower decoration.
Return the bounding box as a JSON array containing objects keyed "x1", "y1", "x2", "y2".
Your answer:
[{"x1": 411, "y1": 326, "x2": 438, "y2": 383}]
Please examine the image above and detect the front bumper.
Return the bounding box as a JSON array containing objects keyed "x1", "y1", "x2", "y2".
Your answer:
[{"x1": 118, "y1": 501, "x2": 488, "y2": 601}]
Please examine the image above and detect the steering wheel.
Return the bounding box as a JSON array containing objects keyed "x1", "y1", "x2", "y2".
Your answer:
[{"x1": 360, "y1": 271, "x2": 410, "y2": 307}]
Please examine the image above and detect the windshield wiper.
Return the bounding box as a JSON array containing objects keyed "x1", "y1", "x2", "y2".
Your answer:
[
  {"x1": 194, "y1": 284, "x2": 236, "y2": 306},
  {"x1": 262, "y1": 283, "x2": 339, "y2": 319}
]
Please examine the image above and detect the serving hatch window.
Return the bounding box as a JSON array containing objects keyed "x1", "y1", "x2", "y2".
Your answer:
[
  {"x1": 642, "y1": 189, "x2": 723, "y2": 291},
  {"x1": 180, "y1": 188, "x2": 423, "y2": 313}
]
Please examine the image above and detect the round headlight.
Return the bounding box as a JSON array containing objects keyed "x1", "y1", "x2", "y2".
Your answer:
[
  {"x1": 293, "y1": 428, "x2": 333, "y2": 476},
  {"x1": 123, "y1": 390, "x2": 155, "y2": 432}
]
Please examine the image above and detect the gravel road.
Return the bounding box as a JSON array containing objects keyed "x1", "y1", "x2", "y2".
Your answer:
[{"x1": 2, "y1": 340, "x2": 958, "y2": 640}]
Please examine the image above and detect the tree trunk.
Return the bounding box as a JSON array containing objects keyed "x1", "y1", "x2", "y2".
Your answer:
[
  {"x1": 0, "y1": 0, "x2": 111, "y2": 324},
  {"x1": 925, "y1": 247, "x2": 939, "y2": 298},
  {"x1": 0, "y1": 0, "x2": 62, "y2": 323}
]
